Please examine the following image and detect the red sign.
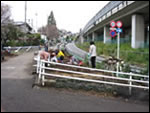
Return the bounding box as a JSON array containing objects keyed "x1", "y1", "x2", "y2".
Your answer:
[
  {"x1": 110, "y1": 21, "x2": 116, "y2": 28},
  {"x1": 116, "y1": 21, "x2": 123, "y2": 28},
  {"x1": 110, "y1": 31, "x2": 116, "y2": 37}
]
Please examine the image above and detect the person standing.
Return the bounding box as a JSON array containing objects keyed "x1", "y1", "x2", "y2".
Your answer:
[
  {"x1": 89, "y1": 41, "x2": 96, "y2": 68},
  {"x1": 44, "y1": 43, "x2": 48, "y2": 52}
]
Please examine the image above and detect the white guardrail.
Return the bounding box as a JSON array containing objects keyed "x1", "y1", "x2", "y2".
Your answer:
[
  {"x1": 34, "y1": 55, "x2": 149, "y2": 95},
  {"x1": 4, "y1": 46, "x2": 39, "y2": 52},
  {"x1": 14, "y1": 47, "x2": 22, "y2": 53}
]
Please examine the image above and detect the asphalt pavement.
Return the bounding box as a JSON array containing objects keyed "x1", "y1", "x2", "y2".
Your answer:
[{"x1": 1, "y1": 51, "x2": 149, "y2": 112}]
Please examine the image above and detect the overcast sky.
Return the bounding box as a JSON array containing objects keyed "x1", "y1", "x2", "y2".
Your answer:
[{"x1": 1, "y1": 1, "x2": 109, "y2": 33}]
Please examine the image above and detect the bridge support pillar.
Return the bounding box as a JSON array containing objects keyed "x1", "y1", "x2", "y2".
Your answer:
[
  {"x1": 104, "y1": 26, "x2": 110, "y2": 43},
  {"x1": 132, "y1": 14, "x2": 145, "y2": 48},
  {"x1": 87, "y1": 35, "x2": 90, "y2": 42},
  {"x1": 80, "y1": 36, "x2": 84, "y2": 43},
  {"x1": 145, "y1": 25, "x2": 149, "y2": 47},
  {"x1": 92, "y1": 32, "x2": 97, "y2": 41}
]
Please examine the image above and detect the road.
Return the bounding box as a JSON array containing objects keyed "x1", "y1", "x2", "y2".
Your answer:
[
  {"x1": 1, "y1": 52, "x2": 149, "y2": 112},
  {"x1": 65, "y1": 42, "x2": 105, "y2": 63}
]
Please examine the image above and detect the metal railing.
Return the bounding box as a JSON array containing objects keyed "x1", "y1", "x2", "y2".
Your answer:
[
  {"x1": 4, "y1": 46, "x2": 39, "y2": 53},
  {"x1": 34, "y1": 54, "x2": 149, "y2": 95}
]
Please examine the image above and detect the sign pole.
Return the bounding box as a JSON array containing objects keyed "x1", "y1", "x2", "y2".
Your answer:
[
  {"x1": 117, "y1": 32, "x2": 120, "y2": 77},
  {"x1": 110, "y1": 21, "x2": 122, "y2": 77}
]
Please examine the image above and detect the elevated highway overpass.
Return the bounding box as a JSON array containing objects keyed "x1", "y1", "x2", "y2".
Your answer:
[{"x1": 81, "y1": 1, "x2": 149, "y2": 48}]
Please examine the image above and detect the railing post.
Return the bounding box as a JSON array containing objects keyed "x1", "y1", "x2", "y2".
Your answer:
[
  {"x1": 37, "y1": 54, "x2": 40, "y2": 74},
  {"x1": 148, "y1": 63, "x2": 149, "y2": 89},
  {"x1": 26, "y1": 46, "x2": 31, "y2": 52},
  {"x1": 42, "y1": 60, "x2": 45, "y2": 86},
  {"x1": 47, "y1": 55, "x2": 50, "y2": 67},
  {"x1": 38, "y1": 59, "x2": 42, "y2": 83},
  {"x1": 129, "y1": 73, "x2": 132, "y2": 95},
  {"x1": 15, "y1": 47, "x2": 22, "y2": 53}
]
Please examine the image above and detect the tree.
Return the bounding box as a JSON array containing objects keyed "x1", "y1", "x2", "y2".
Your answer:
[
  {"x1": 2, "y1": 23, "x2": 24, "y2": 46},
  {"x1": 46, "y1": 24, "x2": 59, "y2": 40},
  {"x1": 1, "y1": 3, "x2": 11, "y2": 25},
  {"x1": 1, "y1": 3, "x2": 14, "y2": 46},
  {"x1": 38, "y1": 26, "x2": 47, "y2": 35},
  {"x1": 46, "y1": 11, "x2": 59, "y2": 41},
  {"x1": 47, "y1": 11, "x2": 56, "y2": 25},
  {"x1": 38, "y1": 11, "x2": 59, "y2": 42}
]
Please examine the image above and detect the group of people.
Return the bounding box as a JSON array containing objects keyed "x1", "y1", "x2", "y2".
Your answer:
[
  {"x1": 39, "y1": 41, "x2": 97, "y2": 68},
  {"x1": 39, "y1": 49, "x2": 65, "y2": 63}
]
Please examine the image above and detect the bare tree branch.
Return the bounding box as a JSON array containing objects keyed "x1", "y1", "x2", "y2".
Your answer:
[{"x1": 1, "y1": 3, "x2": 11, "y2": 24}]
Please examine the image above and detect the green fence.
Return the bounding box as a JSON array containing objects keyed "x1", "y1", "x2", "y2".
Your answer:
[
  {"x1": 95, "y1": 35, "x2": 104, "y2": 42},
  {"x1": 94, "y1": 36, "x2": 149, "y2": 48}
]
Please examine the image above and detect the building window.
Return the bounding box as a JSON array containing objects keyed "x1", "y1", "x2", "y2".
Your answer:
[
  {"x1": 96, "y1": 20, "x2": 99, "y2": 25},
  {"x1": 99, "y1": 18, "x2": 102, "y2": 22},
  {"x1": 112, "y1": 7, "x2": 118, "y2": 14},
  {"x1": 127, "y1": 1, "x2": 135, "y2": 5},
  {"x1": 123, "y1": 1, "x2": 127, "y2": 7},
  {"x1": 107, "y1": 11, "x2": 111, "y2": 17},
  {"x1": 102, "y1": 15, "x2": 106, "y2": 20},
  {"x1": 119, "y1": 3, "x2": 123, "y2": 10}
]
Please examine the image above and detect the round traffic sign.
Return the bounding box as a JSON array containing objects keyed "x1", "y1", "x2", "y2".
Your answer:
[
  {"x1": 116, "y1": 21, "x2": 123, "y2": 28},
  {"x1": 110, "y1": 21, "x2": 116, "y2": 28},
  {"x1": 110, "y1": 30, "x2": 116, "y2": 37}
]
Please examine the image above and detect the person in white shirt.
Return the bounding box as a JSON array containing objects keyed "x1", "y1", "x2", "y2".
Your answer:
[
  {"x1": 50, "y1": 52, "x2": 58, "y2": 62},
  {"x1": 89, "y1": 41, "x2": 97, "y2": 68}
]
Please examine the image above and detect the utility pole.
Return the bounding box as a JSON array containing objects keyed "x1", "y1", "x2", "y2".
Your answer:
[
  {"x1": 35, "y1": 13, "x2": 38, "y2": 33},
  {"x1": 24, "y1": 1, "x2": 27, "y2": 42},
  {"x1": 25, "y1": 1, "x2": 27, "y2": 24}
]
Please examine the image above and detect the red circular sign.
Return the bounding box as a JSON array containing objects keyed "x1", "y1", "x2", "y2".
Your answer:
[
  {"x1": 116, "y1": 21, "x2": 123, "y2": 28},
  {"x1": 110, "y1": 30, "x2": 116, "y2": 37},
  {"x1": 110, "y1": 21, "x2": 116, "y2": 28}
]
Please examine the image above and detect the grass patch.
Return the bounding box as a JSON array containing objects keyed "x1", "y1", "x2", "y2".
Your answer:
[{"x1": 76, "y1": 42, "x2": 149, "y2": 68}]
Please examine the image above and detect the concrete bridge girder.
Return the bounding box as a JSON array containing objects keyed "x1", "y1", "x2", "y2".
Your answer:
[{"x1": 83, "y1": 1, "x2": 149, "y2": 48}]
